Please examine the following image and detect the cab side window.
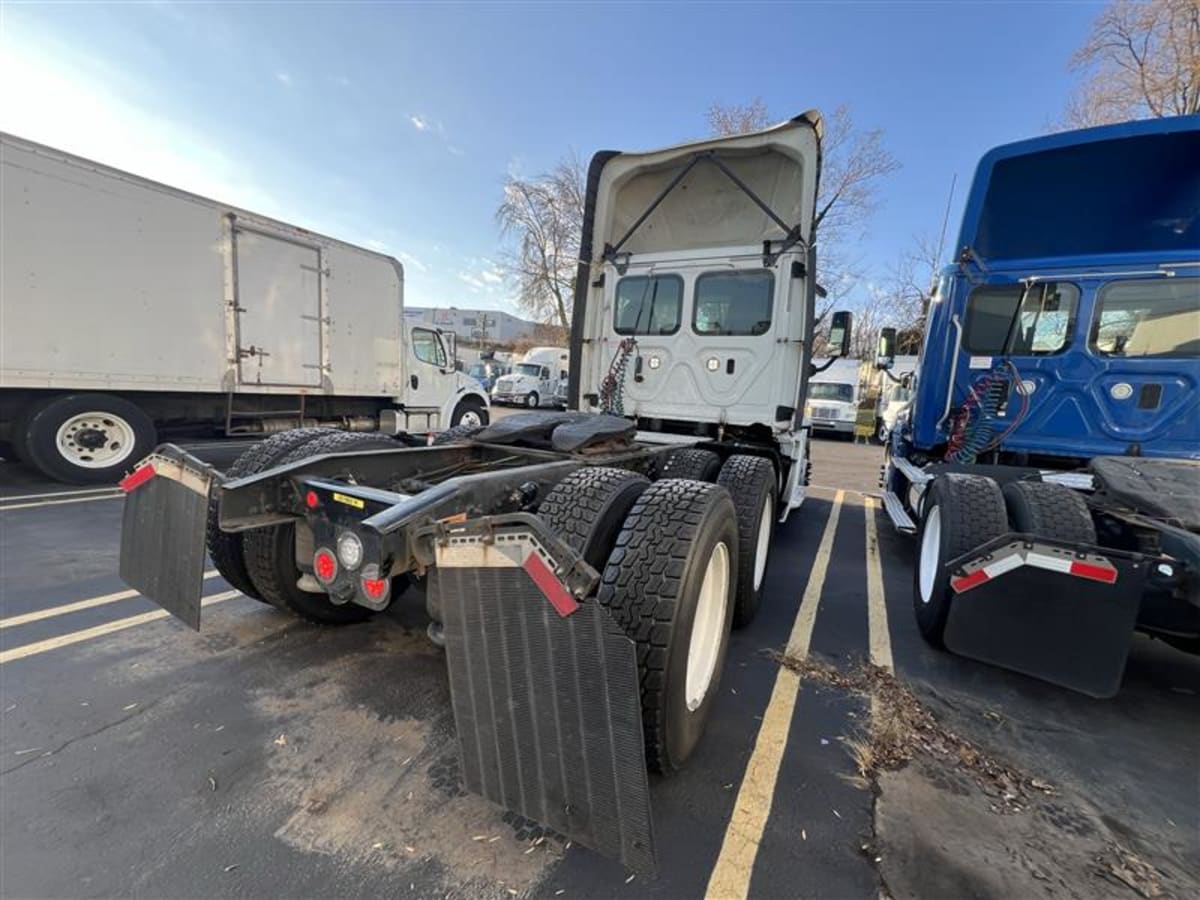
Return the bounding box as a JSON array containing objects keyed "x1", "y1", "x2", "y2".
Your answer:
[
  {"x1": 964, "y1": 282, "x2": 1078, "y2": 355},
  {"x1": 412, "y1": 328, "x2": 447, "y2": 367}
]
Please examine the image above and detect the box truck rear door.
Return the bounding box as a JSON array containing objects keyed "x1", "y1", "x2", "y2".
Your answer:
[{"x1": 234, "y1": 228, "x2": 323, "y2": 387}]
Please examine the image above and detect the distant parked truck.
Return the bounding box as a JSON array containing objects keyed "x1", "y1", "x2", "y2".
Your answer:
[
  {"x1": 873, "y1": 354, "x2": 918, "y2": 443},
  {"x1": 805, "y1": 357, "x2": 861, "y2": 436},
  {"x1": 0, "y1": 133, "x2": 489, "y2": 483},
  {"x1": 491, "y1": 346, "x2": 568, "y2": 408}
]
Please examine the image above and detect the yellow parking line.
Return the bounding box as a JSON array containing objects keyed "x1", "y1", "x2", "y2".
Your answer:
[
  {"x1": 0, "y1": 494, "x2": 123, "y2": 512},
  {"x1": 0, "y1": 570, "x2": 220, "y2": 630},
  {"x1": 0, "y1": 591, "x2": 240, "y2": 664},
  {"x1": 863, "y1": 497, "x2": 894, "y2": 672},
  {"x1": 705, "y1": 490, "x2": 845, "y2": 900}
]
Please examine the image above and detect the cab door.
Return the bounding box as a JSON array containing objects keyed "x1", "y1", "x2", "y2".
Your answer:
[{"x1": 406, "y1": 325, "x2": 454, "y2": 410}]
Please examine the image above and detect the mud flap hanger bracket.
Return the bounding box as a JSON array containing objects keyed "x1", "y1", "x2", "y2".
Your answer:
[
  {"x1": 601, "y1": 149, "x2": 806, "y2": 273},
  {"x1": 412, "y1": 512, "x2": 602, "y2": 599}
]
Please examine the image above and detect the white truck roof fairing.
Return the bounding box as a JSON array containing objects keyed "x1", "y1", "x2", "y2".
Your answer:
[
  {"x1": 569, "y1": 113, "x2": 824, "y2": 429},
  {"x1": 589, "y1": 112, "x2": 823, "y2": 260}
]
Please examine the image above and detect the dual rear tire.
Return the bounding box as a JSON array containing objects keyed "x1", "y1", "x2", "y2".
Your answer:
[
  {"x1": 914, "y1": 474, "x2": 1097, "y2": 647},
  {"x1": 539, "y1": 452, "x2": 778, "y2": 773}
]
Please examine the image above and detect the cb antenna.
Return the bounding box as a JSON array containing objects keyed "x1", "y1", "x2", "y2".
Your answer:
[{"x1": 933, "y1": 173, "x2": 957, "y2": 271}]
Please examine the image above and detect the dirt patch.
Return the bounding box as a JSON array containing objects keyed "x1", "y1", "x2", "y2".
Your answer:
[
  {"x1": 250, "y1": 638, "x2": 560, "y2": 898},
  {"x1": 778, "y1": 654, "x2": 1190, "y2": 900}
]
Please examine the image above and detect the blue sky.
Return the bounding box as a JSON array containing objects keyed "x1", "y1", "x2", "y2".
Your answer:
[{"x1": 1, "y1": 1, "x2": 1100, "y2": 316}]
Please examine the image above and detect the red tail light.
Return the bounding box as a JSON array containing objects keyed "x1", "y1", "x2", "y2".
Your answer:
[
  {"x1": 361, "y1": 576, "x2": 388, "y2": 601},
  {"x1": 313, "y1": 548, "x2": 338, "y2": 584}
]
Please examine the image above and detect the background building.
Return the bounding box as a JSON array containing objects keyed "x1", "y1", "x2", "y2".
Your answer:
[{"x1": 404, "y1": 307, "x2": 540, "y2": 346}]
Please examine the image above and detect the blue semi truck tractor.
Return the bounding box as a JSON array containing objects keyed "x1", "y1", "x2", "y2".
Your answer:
[{"x1": 879, "y1": 115, "x2": 1200, "y2": 697}]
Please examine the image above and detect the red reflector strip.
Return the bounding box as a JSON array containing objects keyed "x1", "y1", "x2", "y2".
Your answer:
[
  {"x1": 119, "y1": 464, "x2": 156, "y2": 493},
  {"x1": 1069, "y1": 560, "x2": 1118, "y2": 584},
  {"x1": 951, "y1": 569, "x2": 990, "y2": 594},
  {"x1": 522, "y1": 553, "x2": 579, "y2": 617}
]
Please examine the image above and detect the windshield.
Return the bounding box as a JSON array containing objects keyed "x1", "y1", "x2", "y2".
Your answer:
[
  {"x1": 810, "y1": 383, "x2": 854, "y2": 402},
  {"x1": 889, "y1": 386, "x2": 913, "y2": 404},
  {"x1": 515, "y1": 363, "x2": 543, "y2": 377},
  {"x1": 468, "y1": 363, "x2": 487, "y2": 378}
]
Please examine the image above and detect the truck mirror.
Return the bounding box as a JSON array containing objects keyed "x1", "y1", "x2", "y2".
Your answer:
[
  {"x1": 829, "y1": 311, "x2": 853, "y2": 357},
  {"x1": 877, "y1": 327, "x2": 897, "y2": 369}
]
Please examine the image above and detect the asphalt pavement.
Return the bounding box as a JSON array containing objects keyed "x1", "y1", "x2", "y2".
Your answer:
[{"x1": 1, "y1": 433, "x2": 1196, "y2": 899}]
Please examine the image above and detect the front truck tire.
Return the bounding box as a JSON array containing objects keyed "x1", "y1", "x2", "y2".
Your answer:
[
  {"x1": 717, "y1": 455, "x2": 778, "y2": 628},
  {"x1": 914, "y1": 474, "x2": 1008, "y2": 647},
  {"x1": 598, "y1": 479, "x2": 739, "y2": 773},
  {"x1": 21, "y1": 393, "x2": 156, "y2": 484},
  {"x1": 243, "y1": 431, "x2": 400, "y2": 624},
  {"x1": 450, "y1": 396, "x2": 489, "y2": 429},
  {"x1": 207, "y1": 427, "x2": 333, "y2": 602}
]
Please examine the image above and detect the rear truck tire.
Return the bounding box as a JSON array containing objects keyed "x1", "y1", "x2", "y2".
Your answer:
[
  {"x1": 659, "y1": 448, "x2": 722, "y2": 482},
  {"x1": 432, "y1": 424, "x2": 484, "y2": 445},
  {"x1": 22, "y1": 393, "x2": 156, "y2": 484},
  {"x1": 875, "y1": 419, "x2": 889, "y2": 445},
  {"x1": 206, "y1": 427, "x2": 333, "y2": 603},
  {"x1": 716, "y1": 455, "x2": 778, "y2": 628},
  {"x1": 598, "y1": 479, "x2": 739, "y2": 773},
  {"x1": 1002, "y1": 480, "x2": 1098, "y2": 544},
  {"x1": 7, "y1": 401, "x2": 39, "y2": 467},
  {"x1": 450, "y1": 397, "x2": 489, "y2": 428},
  {"x1": 525, "y1": 391, "x2": 540, "y2": 409},
  {"x1": 913, "y1": 474, "x2": 1008, "y2": 648},
  {"x1": 243, "y1": 431, "x2": 399, "y2": 625},
  {"x1": 537, "y1": 467, "x2": 652, "y2": 571}
]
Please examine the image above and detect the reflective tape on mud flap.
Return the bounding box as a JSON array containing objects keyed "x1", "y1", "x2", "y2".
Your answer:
[
  {"x1": 432, "y1": 529, "x2": 655, "y2": 874},
  {"x1": 952, "y1": 542, "x2": 1118, "y2": 594}
]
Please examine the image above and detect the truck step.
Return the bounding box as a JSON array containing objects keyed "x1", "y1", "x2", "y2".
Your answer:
[{"x1": 882, "y1": 490, "x2": 917, "y2": 533}]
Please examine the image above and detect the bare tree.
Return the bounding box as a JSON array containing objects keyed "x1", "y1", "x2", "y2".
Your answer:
[
  {"x1": 707, "y1": 101, "x2": 899, "y2": 314},
  {"x1": 1064, "y1": 0, "x2": 1200, "y2": 127},
  {"x1": 496, "y1": 155, "x2": 585, "y2": 331}
]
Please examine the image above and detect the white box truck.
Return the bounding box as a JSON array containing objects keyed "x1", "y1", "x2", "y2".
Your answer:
[{"x1": 0, "y1": 133, "x2": 490, "y2": 483}]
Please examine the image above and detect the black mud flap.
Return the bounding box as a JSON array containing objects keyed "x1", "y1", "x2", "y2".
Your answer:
[
  {"x1": 433, "y1": 532, "x2": 656, "y2": 876},
  {"x1": 118, "y1": 446, "x2": 220, "y2": 631},
  {"x1": 944, "y1": 537, "x2": 1147, "y2": 698}
]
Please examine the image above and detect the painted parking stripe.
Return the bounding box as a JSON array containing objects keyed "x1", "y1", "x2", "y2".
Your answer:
[
  {"x1": 0, "y1": 487, "x2": 120, "y2": 503},
  {"x1": 705, "y1": 490, "x2": 845, "y2": 900},
  {"x1": 863, "y1": 496, "x2": 894, "y2": 672},
  {"x1": 0, "y1": 493, "x2": 124, "y2": 512},
  {"x1": 0, "y1": 570, "x2": 220, "y2": 629},
  {"x1": 0, "y1": 591, "x2": 241, "y2": 664}
]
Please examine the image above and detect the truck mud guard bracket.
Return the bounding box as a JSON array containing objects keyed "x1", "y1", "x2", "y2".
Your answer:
[
  {"x1": 425, "y1": 513, "x2": 657, "y2": 875},
  {"x1": 943, "y1": 534, "x2": 1148, "y2": 697}
]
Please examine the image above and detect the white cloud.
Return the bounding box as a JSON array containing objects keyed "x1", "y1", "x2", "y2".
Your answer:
[
  {"x1": 480, "y1": 268, "x2": 504, "y2": 286},
  {"x1": 275, "y1": 71, "x2": 293, "y2": 87},
  {"x1": 409, "y1": 115, "x2": 430, "y2": 132},
  {"x1": 448, "y1": 144, "x2": 465, "y2": 157},
  {"x1": 398, "y1": 251, "x2": 428, "y2": 274},
  {"x1": 332, "y1": 74, "x2": 351, "y2": 88},
  {"x1": 0, "y1": 32, "x2": 281, "y2": 217},
  {"x1": 457, "y1": 273, "x2": 486, "y2": 291}
]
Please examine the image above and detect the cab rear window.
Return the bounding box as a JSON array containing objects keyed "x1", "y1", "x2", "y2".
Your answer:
[
  {"x1": 693, "y1": 270, "x2": 775, "y2": 336},
  {"x1": 1090, "y1": 280, "x2": 1200, "y2": 358},
  {"x1": 614, "y1": 275, "x2": 683, "y2": 335},
  {"x1": 963, "y1": 282, "x2": 1078, "y2": 355}
]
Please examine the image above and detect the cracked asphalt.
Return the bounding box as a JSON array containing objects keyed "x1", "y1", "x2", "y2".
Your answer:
[{"x1": 1, "y1": 436, "x2": 1197, "y2": 899}]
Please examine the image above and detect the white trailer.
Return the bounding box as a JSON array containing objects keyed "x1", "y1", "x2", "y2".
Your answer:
[{"x1": 0, "y1": 133, "x2": 489, "y2": 483}]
